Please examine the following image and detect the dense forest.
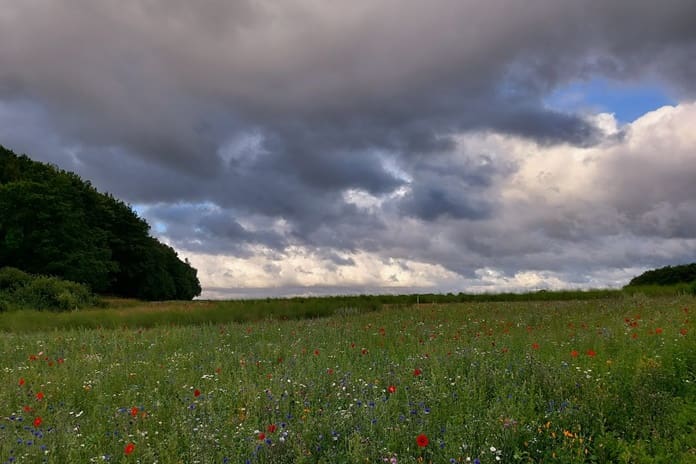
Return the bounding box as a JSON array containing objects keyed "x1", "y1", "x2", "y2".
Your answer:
[
  {"x1": 0, "y1": 145, "x2": 201, "y2": 300},
  {"x1": 626, "y1": 263, "x2": 696, "y2": 287}
]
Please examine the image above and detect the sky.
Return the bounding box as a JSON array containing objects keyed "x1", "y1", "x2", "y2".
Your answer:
[{"x1": 1, "y1": 0, "x2": 696, "y2": 298}]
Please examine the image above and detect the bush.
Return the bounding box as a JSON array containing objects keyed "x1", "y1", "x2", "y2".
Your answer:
[
  {"x1": 0, "y1": 267, "x2": 96, "y2": 311},
  {"x1": 13, "y1": 276, "x2": 95, "y2": 311},
  {"x1": 0, "y1": 266, "x2": 31, "y2": 291}
]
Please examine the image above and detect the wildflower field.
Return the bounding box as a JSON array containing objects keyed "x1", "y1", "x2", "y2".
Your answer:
[{"x1": 1, "y1": 295, "x2": 694, "y2": 463}]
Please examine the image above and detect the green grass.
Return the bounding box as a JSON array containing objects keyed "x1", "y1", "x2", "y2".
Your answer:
[
  {"x1": 1, "y1": 295, "x2": 694, "y2": 463},
  {"x1": 0, "y1": 297, "x2": 383, "y2": 332},
  {"x1": 0, "y1": 288, "x2": 659, "y2": 332}
]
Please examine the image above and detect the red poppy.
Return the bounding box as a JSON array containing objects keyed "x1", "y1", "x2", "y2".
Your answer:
[
  {"x1": 413, "y1": 368, "x2": 422, "y2": 377},
  {"x1": 257, "y1": 432, "x2": 266, "y2": 440},
  {"x1": 361, "y1": 348, "x2": 368, "y2": 355},
  {"x1": 327, "y1": 368, "x2": 334, "y2": 375},
  {"x1": 586, "y1": 349, "x2": 596, "y2": 357},
  {"x1": 124, "y1": 443, "x2": 135, "y2": 455},
  {"x1": 267, "y1": 424, "x2": 277, "y2": 433},
  {"x1": 655, "y1": 328, "x2": 663, "y2": 335},
  {"x1": 57, "y1": 358, "x2": 64, "y2": 364},
  {"x1": 130, "y1": 407, "x2": 138, "y2": 417},
  {"x1": 23, "y1": 405, "x2": 32, "y2": 413},
  {"x1": 387, "y1": 385, "x2": 396, "y2": 394},
  {"x1": 18, "y1": 378, "x2": 25, "y2": 387},
  {"x1": 194, "y1": 389, "x2": 201, "y2": 397},
  {"x1": 36, "y1": 392, "x2": 44, "y2": 401},
  {"x1": 532, "y1": 343, "x2": 540, "y2": 350},
  {"x1": 33, "y1": 417, "x2": 42, "y2": 428},
  {"x1": 416, "y1": 433, "x2": 429, "y2": 447},
  {"x1": 680, "y1": 328, "x2": 688, "y2": 336},
  {"x1": 570, "y1": 350, "x2": 579, "y2": 358},
  {"x1": 314, "y1": 349, "x2": 320, "y2": 356}
]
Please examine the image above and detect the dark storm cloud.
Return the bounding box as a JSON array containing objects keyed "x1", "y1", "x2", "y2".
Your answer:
[
  {"x1": 141, "y1": 203, "x2": 289, "y2": 255},
  {"x1": 2, "y1": 0, "x2": 696, "y2": 290}
]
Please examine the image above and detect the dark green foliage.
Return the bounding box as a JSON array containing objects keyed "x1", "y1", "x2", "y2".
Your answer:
[
  {"x1": 0, "y1": 145, "x2": 201, "y2": 300},
  {"x1": 0, "y1": 267, "x2": 96, "y2": 311},
  {"x1": 626, "y1": 263, "x2": 696, "y2": 287},
  {"x1": 132, "y1": 239, "x2": 202, "y2": 300},
  {"x1": 0, "y1": 266, "x2": 31, "y2": 291}
]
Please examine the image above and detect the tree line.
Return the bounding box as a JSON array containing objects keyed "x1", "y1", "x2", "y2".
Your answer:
[
  {"x1": 0, "y1": 145, "x2": 201, "y2": 300},
  {"x1": 626, "y1": 263, "x2": 696, "y2": 287}
]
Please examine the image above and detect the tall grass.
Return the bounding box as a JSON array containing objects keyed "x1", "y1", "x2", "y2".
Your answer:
[{"x1": 0, "y1": 288, "x2": 640, "y2": 332}]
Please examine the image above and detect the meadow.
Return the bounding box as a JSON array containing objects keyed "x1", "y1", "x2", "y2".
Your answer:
[{"x1": 0, "y1": 294, "x2": 694, "y2": 463}]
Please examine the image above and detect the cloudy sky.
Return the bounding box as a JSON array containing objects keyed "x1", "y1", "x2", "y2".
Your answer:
[{"x1": 2, "y1": 0, "x2": 696, "y2": 298}]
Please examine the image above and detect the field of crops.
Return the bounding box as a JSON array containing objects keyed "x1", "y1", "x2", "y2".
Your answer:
[{"x1": 1, "y1": 295, "x2": 694, "y2": 463}]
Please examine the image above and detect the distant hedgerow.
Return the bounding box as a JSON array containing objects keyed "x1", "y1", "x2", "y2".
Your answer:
[{"x1": 627, "y1": 263, "x2": 696, "y2": 287}]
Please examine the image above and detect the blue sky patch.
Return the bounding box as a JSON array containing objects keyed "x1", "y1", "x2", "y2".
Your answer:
[{"x1": 545, "y1": 77, "x2": 675, "y2": 123}]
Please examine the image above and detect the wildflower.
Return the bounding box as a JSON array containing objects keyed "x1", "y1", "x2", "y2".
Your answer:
[
  {"x1": 33, "y1": 417, "x2": 42, "y2": 428},
  {"x1": 23, "y1": 406, "x2": 32, "y2": 413},
  {"x1": 570, "y1": 350, "x2": 579, "y2": 358},
  {"x1": 680, "y1": 328, "x2": 688, "y2": 336},
  {"x1": 532, "y1": 343, "x2": 540, "y2": 350},
  {"x1": 314, "y1": 349, "x2": 320, "y2": 356},
  {"x1": 267, "y1": 424, "x2": 277, "y2": 433},
  {"x1": 130, "y1": 407, "x2": 138, "y2": 417},
  {"x1": 124, "y1": 443, "x2": 135, "y2": 455},
  {"x1": 586, "y1": 349, "x2": 596, "y2": 357},
  {"x1": 194, "y1": 389, "x2": 201, "y2": 397},
  {"x1": 327, "y1": 368, "x2": 334, "y2": 375},
  {"x1": 416, "y1": 433, "x2": 429, "y2": 448},
  {"x1": 361, "y1": 348, "x2": 369, "y2": 355},
  {"x1": 655, "y1": 328, "x2": 663, "y2": 335},
  {"x1": 18, "y1": 378, "x2": 25, "y2": 387},
  {"x1": 387, "y1": 385, "x2": 397, "y2": 394},
  {"x1": 35, "y1": 392, "x2": 44, "y2": 401},
  {"x1": 257, "y1": 432, "x2": 266, "y2": 440},
  {"x1": 413, "y1": 368, "x2": 422, "y2": 377}
]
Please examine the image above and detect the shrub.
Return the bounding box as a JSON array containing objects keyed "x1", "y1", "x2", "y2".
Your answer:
[
  {"x1": 0, "y1": 267, "x2": 96, "y2": 311},
  {"x1": 13, "y1": 276, "x2": 95, "y2": 311},
  {"x1": 0, "y1": 266, "x2": 32, "y2": 291}
]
